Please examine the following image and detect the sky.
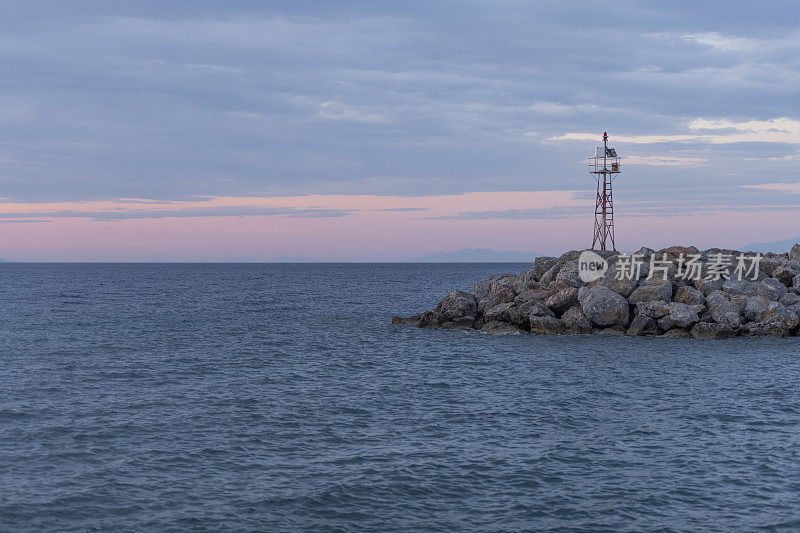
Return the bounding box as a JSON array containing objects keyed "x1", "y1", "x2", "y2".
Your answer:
[{"x1": 0, "y1": 0, "x2": 799, "y2": 261}]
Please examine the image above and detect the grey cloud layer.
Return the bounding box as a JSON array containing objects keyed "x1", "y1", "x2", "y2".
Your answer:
[
  {"x1": 0, "y1": 206, "x2": 353, "y2": 221},
  {"x1": 0, "y1": 1, "x2": 798, "y2": 209}
]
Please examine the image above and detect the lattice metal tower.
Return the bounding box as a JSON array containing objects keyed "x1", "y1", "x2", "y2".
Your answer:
[{"x1": 590, "y1": 132, "x2": 621, "y2": 251}]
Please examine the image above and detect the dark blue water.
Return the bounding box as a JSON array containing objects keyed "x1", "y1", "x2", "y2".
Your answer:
[{"x1": 2, "y1": 263, "x2": 800, "y2": 531}]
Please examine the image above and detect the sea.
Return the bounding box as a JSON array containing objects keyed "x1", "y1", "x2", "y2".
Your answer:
[{"x1": 2, "y1": 263, "x2": 800, "y2": 532}]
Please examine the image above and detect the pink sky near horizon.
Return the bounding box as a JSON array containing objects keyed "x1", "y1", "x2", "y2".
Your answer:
[{"x1": 0, "y1": 188, "x2": 799, "y2": 261}]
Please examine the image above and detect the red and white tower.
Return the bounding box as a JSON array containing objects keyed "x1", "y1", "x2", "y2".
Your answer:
[{"x1": 590, "y1": 132, "x2": 620, "y2": 251}]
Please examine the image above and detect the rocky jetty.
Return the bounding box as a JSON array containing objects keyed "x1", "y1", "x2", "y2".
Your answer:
[{"x1": 392, "y1": 244, "x2": 800, "y2": 339}]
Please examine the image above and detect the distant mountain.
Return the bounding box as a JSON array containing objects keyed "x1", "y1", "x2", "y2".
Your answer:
[
  {"x1": 412, "y1": 248, "x2": 542, "y2": 262},
  {"x1": 740, "y1": 238, "x2": 800, "y2": 254}
]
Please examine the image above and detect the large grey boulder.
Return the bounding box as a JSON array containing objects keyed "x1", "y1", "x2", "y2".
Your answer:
[
  {"x1": 529, "y1": 315, "x2": 566, "y2": 335},
  {"x1": 506, "y1": 302, "x2": 542, "y2": 327},
  {"x1": 477, "y1": 275, "x2": 519, "y2": 311},
  {"x1": 484, "y1": 302, "x2": 515, "y2": 323},
  {"x1": 514, "y1": 289, "x2": 550, "y2": 304},
  {"x1": 555, "y1": 259, "x2": 586, "y2": 288},
  {"x1": 578, "y1": 285, "x2": 630, "y2": 327},
  {"x1": 627, "y1": 314, "x2": 659, "y2": 336},
  {"x1": 791, "y1": 243, "x2": 800, "y2": 261},
  {"x1": 721, "y1": 279, "x2": 778, "y2": 300},
  {"x1": 690, "y1": 322, "x2": 735, "y2": 339},
  {"x1": 635, "y1": 300, "x2": 671, "y2": 319},
  {"x1": 658, "y1": 303, "x2": 700, "y2": 330},
  {"x1": 561, "y1": 306, "x2": 592, "y2": 334},
  {"x1": 674, "y1": 285, "x2": 705, "y2": 307},
  {"x1": 546, "y1": 286, "x2": 578, "y2": 315},
  {"x1": 743, "y1": 296, "x2": 799, "y2": 330},
  {"x1": 474, "y1": 274, "x2": 506, "y2": 303},
  {"x1": 774, "y1": 266, "x2": 799, "y2": 288},
  {"x1": 706, "y1": 290, "x2": 741, "y2": 328},
  {"x1": 436, "y1": 290, "x2": 477, "y2": 320},
  {"x1": 555, "y1": 259, "x2": 584, "y2": 287},
  {"x1": 533, "y1": 256, "x2": 558, "y2": 281},
  {"x1": 781, "y1": 292, "x2": 800, "y2": 307},
  {"x1": 628, "y1": 279, "x2": 673, "y2": 304},
  {"x1": 590, "y1": 254, "x2": 640, "y2": 297},
  {"x1": 761, "y1": 278, "x2": 788, "y2": 299},
  {"x1": 693, "y1": 278, "x2": 724, "y2": 296},
  {"x1": 742, "y1": 317, "x2": 789, "y2": 338},
  {"x1": 538, "y1": 260, "x2": 563, "y2": 287}
]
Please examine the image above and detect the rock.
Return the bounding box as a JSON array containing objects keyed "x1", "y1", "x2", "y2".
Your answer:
[
  {"x1": 791, "y1": 243, "x2": 800, "y2": 261},
  {"x1": 657, "y1": 245, "x2": 700, "y2": 260},
  {"x1": 538, "y1": 261, "x2": 563, "y2": 287},
  {"x1": 506, "y1": 301, "x2": 552, "y2": 327},
  {"x1": 417, "y1": 310, "x2": 443, "y2": 329},
  {"x1": 529, "y1": 302, "x2": 555, "y2": 318},
  {"x1": 561, "y1": 306, "x2": 592, "y2": 334},
  {"x1": 627, "y1": 314, "x2": 659, "y2": 336},
  {"x1": 759, "y1": 257, "x2": 783, "y2": 278},
  {"x1": 555, "y1": 259, "x2": 585, "y2": 288},
  {"x1": 693, "y1": 278, "x2": 724, "y2": 296},
  {"x1": 590, "y1": 255, "x2": 640, "y2": 297},
  {"x1": 484, "y1": 302, "x2": 515, "y2": 323},
  {"x1": 727, "y1": 293, "x2": 749, "y2": 314},
  {"x1": 781, "y1": 292, "x2": 800, "y2": 307},
  {"x1": 474, "y1": 274, "x2": 506, "y2": 302},
  {"x1": 481, "y1": 321, "x2": 524, "y2": 335},
  {"x1": 528, "y1": 315, "x2": 565, "y2": 335},
  {"x1": 546, "y1": 286, "x2": 578, "y2": 315},
  {"x1": 690, "y1": 322, "x2": 735, "y2": 339},
  {"x1": 721, "y1": 279, "x2": 773, "y2": 300},
  {"x1": 477, "y1": 275, "x2": 519, "y2": 311},
  {"x1": 507, "y1": 303, "x2": 532, "y2": 327},
  {"x1": 628, "y1": 279, "x2": 673, "y2": 304},
  {"x1": 742, "y1": 317, "x2": 789, "y2": 338},
  {"x1": 635, "y1": 300, "x2": 672, "y2": 319},
  {"x1": 636, "y1": 246, "x2": 656, "y2": 257},
  {"x1": 557, "y1": 250, "x2": 582, "y2": 263},
  {"x1": 761, "y1": 278, "x2": 788, "y2": 299},
  {"x1": 660, "y1": 328, "x2": 691, "y2": 339},
  {"x1": 774, "y1": 266, "x2": 799, "y2": 288},
  {"x1": 515, "y1": 269, "x2": 538, "y2": 292},
  {"x1": 599, "y1": 326, "x2": 627, "y2": 335},
  {"x1": 447, "y1": 315, "x2": 476, "y2": 329},
  {"x1": 706, "y1": 290, "x2": 741, "y2": 328},
  {"x1": 673, "y1": 285, "x2": 706, "y2": 307},
  {"x1": 578, "y1": 285, "x2": 630, "y2": 327},
  {"x1": 658, "y1": 302, "x2": 700, "y2": 330},
  {"x1": 436, "y1": 290, "x2": 477, "y2": 320},
  {"x1": 392, "y1": 314, "x2": 422, "y2": 325},
  {"x1": 533, "y1": 256, "x2": 558, "y2": 281},
  {"x1": 514, "y1": 289, "x2": 550, "y2": 304},
  {"x1": 743, "y1": 297, "x2": 799, "y2": 330}
]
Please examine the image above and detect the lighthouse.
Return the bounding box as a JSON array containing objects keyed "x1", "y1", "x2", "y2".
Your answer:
[{"x1": 590, "y1": 132, "x2": 620, "y2": 251}]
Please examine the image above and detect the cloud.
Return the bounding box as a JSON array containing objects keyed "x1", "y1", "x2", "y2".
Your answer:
[
  {"x1": 318, "y1": 101, "x2": 386, "y2": 123},
  {"x1": 552, "y1": 117, "x2": 800, "y2": 145},
  {"x1": 623, "y1": 155, "x2": 707, "y2": 167},
  {"x1": 0, "y1": 2, "x2": 798, "y2": 212},
  {"x1": 741, "y1": 182, "x2": 800, "y2": 194},
  {"x1": 0, "y1": 205, "x2": 356, "y2": 221}
]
